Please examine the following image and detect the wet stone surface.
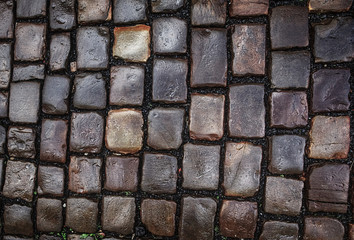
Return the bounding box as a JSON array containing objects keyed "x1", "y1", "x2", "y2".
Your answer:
[
  {"x1": 37, "y1": 165, "x2": 64, "y2": 196},
  {"x1": 50, "y1": 33, "x2": 70, "y2": 71},
  {"x1": 36, "y1": 198, "x2": 63, "y2": 232},
  {"x1": 113, "y1": 0, "x2": 147, "y2": 23},
  {"x1": 260, "y1": 221, "x2": 299, "y2": 240},
  {"x1": 304, "y1": 217, "x2": 344, "y2": 240},
  {"x1": 4, "y1": 204, "x2": 33, "y2": 236},
  {"x1": 42, "y1": 76, "x2": 70, "y2": 115},
  {"x1": 13, "y1": 64, "x2": 45, "y2": 81},
  {"x1": 191, "y1": 0, "x2": 226, "y2": 26},
  {"x1": 230, "y1": 0, "x2": 269, "y2": 16},
  {"x1": 7, "y1": 126, "x2": 36, "y2": 159},
  {"x1": 49, "y1": 0, "x2": 76, "y2": 30},
  {"x1": 66, "y1": 198, "x2": 98, "y2": 233}
]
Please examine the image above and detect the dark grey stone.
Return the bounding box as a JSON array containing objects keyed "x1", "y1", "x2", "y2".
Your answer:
[
  {"x1": 0, "y1": 92, "x2": 8, "y2": 118},
  {"x1": 37, "y1": 165, "x2": 64, "y2": 196},
  {"x1": 113, "y1": 0, "x2": 147, "y2": 23},
  {"x1": 49, "y1": 0, "x2": 76, "y2": 30},
  {"x1": 4, "y1": 204, "x2": 33, "y2": 236},
  {"x1": 7, "y1": 126, "x2": 36, "y2": 159},
  {"x1": 152, "y1": 0, "x2": 184, "y2": 12},
  {"x1": 17, "y1": 0, "x2": 46, "y2": 18},
  {"x1": 0, "y1": 125, "x2": 5, "y2": 153},
  {"x1": 13, "y1": 64, "x2": 45, "y2": 81},
  {"x1": 0, "y1": 1, "x2": 14, "y2": 38},
  {"x1": 0, "y1": 43, "x2": 11, "y2": 88},
  {"x1": 260, "y1": 221, "x2": 299, "y2": 240},
  {"x1": 42, "y1": 76, "x2": 70, "y2": 115},
  {"x1": 191, "y1": 0, "x2": 226, "y2": 26},
  {"x1": 50, "y1": 33, "x2": 70, "y2": 71}
]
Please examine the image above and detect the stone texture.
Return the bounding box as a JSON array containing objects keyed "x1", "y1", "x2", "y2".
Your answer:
[
  {"x1": 141, "y1": 153, "x2": 177, "y2": 194},
  {"x1": 271, "y1": 51, "x2": 310, "y2": 89},
  {"x1": 110, "y1": 65, "x2": 144, "y2": 106},
  {"x1": 309, "y1": 0, "x2": 353, "y2": 12},
  {"x1": 220, "y1": 200, "x2": 257, "y2": 238},
  {"x1": 152, "y1": 0, "x2": 184, "y2": 12},
  {"x1": 180, "y1": 197, "x2": 216, "y2": 240},
  {"x1": 141, "y1": 199, "x2": 176, "y2": 236},
  {"x1": 189, "y1": 94, "x2": 224, "y2": 140},
  {"x1": 50, "y1": 33, "x2": 70, "y2": 71},
  {"x1": 36, "y1": 198, "x2": 63, "y2": 232},
  {"x1": 350, "y1": 224, "x2": 354, "y2": 240},
  {"x1": 0, "y1": 126, "x2": 5, "y2": 153},
  {"x1": 4, "y1": 204, "x2": 33, "y2": 236},
  {"x1": 229, "y1": 84, "x2": 265, "y2": 138},
  {"x1": 66, "y1": 198, "x2": 98, "y2": 233},
  {"x1": 223, "y1": 142, "x2": 262, "y2": 197},
  {"x1": 49, "y1": 0, "x2": 76, "y2": 30},
  {"x1": 70, "y1": 112, "x2": 104, "y2": 153},
  {"x1": 230, "y1": 0, "x2": 269, "y2": 16},
  {"x1": 37, "y1": 165, "x2": 64, "y2": 196},
  {"x1": 102, "y1": 196, "x2": 135, "y2": 234},
  {"x1": 40, "y1": 235, "x2": 61, "y2": 240},
  {"x1": 7, "y1": 126, "x2": 36, "y2": 158},
  {"x1": 191, "y1": 28, "x2": 227, "y2": 87},
  {"x1": 113, "y1": 0, "x2": 146, "y2": 23},
  {"x1": 312, "y1": 69, "x2": 350, "y2": 112},
  {"x1": 104, "y1": 156, "x2": 139, "y2": 192},
  {"x1": 0, "y1": 43, "x2": 11, "y2": 88},
  {"x1": 13, "y1": 64, "x2": 45, "y2": 81},
  {"x1": 265, "y1": 176, "x2": 304, "y2": 216},
  {"x1": 0, "y1": 158, "x2": 3, "y2": 186},
  {"x1": 113, "y1": 25, "x2": 151, "y2": 62},
  {"x1": 4, "y1": 237, "x2": 33, "y2": 240},
  {"x1": 270, "y1": 6, "x2": 309, "y2": 49},
  {"x1": 0, "y1": 1, "x2": 13, "y2": 38},
  {"x1": 153, "y1": 17, "x2": 187, "y2": 54},
  {"x1": 77, "y1": 27, "x2": 109, "y2": 70},
  {"x1": 42, "y1": 76, "x2": 70, "y2": 115},
  {"x1": 17, "y1": 0, "x2": 46, "y2": 18},
  {"x1": 270, "y1": 91, "x2": 308, "y2": 128},
  {"x1": 191, "y1": 0, "x2": 226, "y2": 26},
  {"x1": 105, "y1": 109, "x2": 143, "y2": 154},
  {"x1": 260, "y1": 221, "x2": 299, "y2": 240},
  {"x1": 303, "y1": 217, "x2": 344, "y2": 240},
  {"x1": 0, "y1": 92, "x2": 8, "y2": 117},
  {"x1": 78, "y1": 0, "x2": 111, "y2": 23},
  {"x1": 147, "y1": 108, "x2": 184, "y2": 149},
  {"x1": 232, "y1": 24, "x2": 266, "y2": 75},
  {"x1": 308, "y1": 116, "x2": 350, "y2": 159}
]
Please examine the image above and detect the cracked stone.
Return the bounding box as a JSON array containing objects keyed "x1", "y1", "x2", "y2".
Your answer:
[
  {"x1": 50, "y1": 33, "x2": 70, "y2": 71},
  {"x1": 49, "y1": 0, "x2": 76, "y2": 30},
  {"x1": 37, "y1": 165, "x2": 64, "y2": 196},
  {"x1": 304, "y1": 217, "x2": 344, "y2": 240},
  {"x1": 66, "y1": 198, "x2": 98, "y2": 233},
  {"x1": 17, "y1": 0, "x2": 46, "y2": 18},
  {"x1": 309, "y1": 0, "x2": 353, "y2": 12},
  {"x1": 191, "y1": 0, "x2": 226, "y2": 26},
  {"x1": 42, "y1": 76, "x2": 70, "y2": 115},
  {"x1": 7, "y1": 126, "x2": 36, "y2": 159},
  {"x1": 152, "y1": 0, "x2": 184, "y2": 12},
  {"x1": 0, "y1": 0, "x2": 13, "y2": 38},
  {"x1": 0, "y1": 92, "x2": 8, "y2": 118},
  {"x1": 78, "y1": 0, "x2": 111, "y2": 23},
  {"x1": 37, "y1": 198, "x2": 63, "y2": 232},
  {"x1": 0, "y1": 43, "x2": 11, "y2": 88},
  {"x1": 13, "y1": 64, "x2": 45, "y2": 81},
  {"x1": 230, "y1": 0, "x2": 269, "y2": 16},
  {"x1": 4, "y1": 204, "x2": 33, "y2": 236},
  {"x1": 113, "y1": 0, "x2": 146, "y2": 23},
  {"x1": 260, "y1": 221, "x2": 299, "y2": 240}
]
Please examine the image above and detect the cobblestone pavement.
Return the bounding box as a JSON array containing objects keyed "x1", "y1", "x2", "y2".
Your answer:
[{"x1": 0, "y1": 0, "x2": 353, "y2": 239}]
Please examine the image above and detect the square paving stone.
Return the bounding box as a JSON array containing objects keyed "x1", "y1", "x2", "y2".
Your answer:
[
  {"x1": 309, "y1": 0, "x2": 352, "y2": 12},
  {"x1": 229, "y1": 84, "x2": 265, "y2": 138},
  {"x1": 4, "y1": 204, "x2": 33, "y2": 236},
  {"x1": 113, "y1": 25, "x2": 151, "y2": 62},
  {"x1": 141, "y1": 153, "x2": 177, "y2": 194},
  {"x1": 50, "y1": 33, "x2": 71, "y2": 71},
  {"x1": 232, "y1": 24, "x2": 266, "y2": 76},
  {"x1": 314, "y1": 17, "x2": 353, "y2": 62},
  {"x1": 269, "y1": 135, "x2": 305, "y2": 174},
  {"x1": 271, "y1": 51, "x2": 310, "y2": 89},
  {"x1": 260, "y1": 221, "x2": 299, "y2": 240},
  {"x1": 191, "y1": 0, "x2": 226, "y2": 26},
  {"x1": 40, "y1": 119, "x2": 67, "y2": 163},
  {"x1": 78, "y1": 0, "x2": 111, "y2": 23},
  {"x1": 190, "y1": 94, "x2": 224, "y2": 140},
  {"x1": 303, "y1": 217, "x2": 344, "y2": 240},
  {"x1": 230, "y1": 0, "x2": 269, "y2": 16},
  {"x1": 0, "y1": 126, "x2": 5, "y2": 153},
  {"x1": 183, "y1": 143, "x2": 220, "y2": 190},
  {"x1": 0, "y1": 1, "x2": 13, "y2": 38},
  {"x1": 180, "y1": 197, "x2": 216, "y2": 240},
  {"x1": 265, "y1": 176, "x2": 304, "y2": 216},
  {"x1": 191, "y1": 28, "x2": 227, "y2": 87},
  {"x1": 102, "y1": 196, "x2": 135, "y2": 234},
  {"x1": 69, "y1": 156, "x2": 102, "y2": 194},
  {"x1": 270, "y1": 6, "x2": 309, "y2": 49},
  {"x1": 0, "y1": 43, "x2": 11, "y2": 89},
  {"x1": 223, "y1": 142, "x2": 262, "y2": 197},
  {"x1": 14, "y1": 23, "x2": 46, "y2": 61},
  {"x1": 152, "y1": 0, "x2": 184, "y2": 12},
  {"x1": 0, "y1": 92, "x2": 8, "y2": 117},
  {"x1": 220, "y1": 200, "x2": 258, "y2": 238},
  {"x1": 113, "y1": 0, "x2": 146, "y2": 23},
  {"x1": 307, "y1": 163, "x2": 349, "y2": 213},
  {"x1": 70, "y1": 112, "x2": 104, "y2": 153},
  {"x1": 141, "y1": 199, "x2": 176, "y2": 236},
  {"x1": 3, "y1": 160, "x2": 36, "y2": 202},
  {"x1": 270, "y1": 91, "x2": 308, "y2": 128},
  {"x1": 13, "y1": 64, "x2": 45, "y2": 81},
  {"x1": 37, "y1": 165, "x2": 64, "y2": 196},
  {"x1": 312, "y1": 69, "x2": 350, "y2": 112},
  {"x1": 308, "y1": 116, "x2": 350, "y2": 159},
  {"x1": 104, "y1": 156, "x2": 139, "y2": 192},
  {"x1": 37, "y1": 198, "x2": 63, "y2": 232},
  {"x1": 105, "y1": 109, "x2": 144, "y2": 154},
  {"x1": 7, "y1": 126, "x2": 36, "y2": 159},
  {"x1": 147, "y1": 108, "x2": 184, "y2": 150},
  {"x1": 17, "y1": 0, "x2": 46, "y2": 18},
  {"x1": 66, "y1": 198, "x2": 98, "y2": 233},
  {"x1": 9, "y1": 81, "x2": 40, "y2": 123},
  {"x1": 49, "y1": 0, "x2": 76, "y2": 30},
  {"x1": 153, "y1": 17, "x2": 187, "y2": 54},
  {"x1": 77, "y1": 27, "x2": 109, "y2": 70},
  {"x1": 42, "y1": 76, "x2": 70, "y2": 115},
  {"x1": 110, "y1": 65, "x2": 144, "y2": 106}
]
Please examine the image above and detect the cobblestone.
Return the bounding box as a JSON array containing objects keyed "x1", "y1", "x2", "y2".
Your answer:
[
  {"x1": 7, "y1": 126, "x2": 36, "y2": 158},
  {"x1": 13, "y1": 64, "x2": 45, "y2": 81},
  {"x1": 0, "y1": 92, "x2": 8, "y2": 118},
  {"x1": 230, "y1": 0, "x2": 269, "y2": 16},
  {"x1": 260, "y1": 221, "x2": 299, "y2": 240},
  {"x1": 0, "y1": 43, "x2": 11, "y2": 88},
  {"x1": 191, "y1": 0, "x2": 226, "y2": 26},
  {"x1": 151, "y1": 0, "x2": 184, "y2": 12},
  {"x1": 42, "y1": 76, "x2": 70, "y2": 115},
  {"x1": 0, "y1": 1, "x2": 14, "y2": 38},
  {"x1": 16, "y1": 0, "x2": 46, "y2": 18},
  {"x1": 49, "y1": 0, "x2": 76, "y2": 30},
  {"x1": 113, "y1": 0, "x2": 146, "y2": 23},
  {"x1": 309, "y1": 0, "x2": 352, "y2": 12},
  {"x1": 36, "y1": 198, "x2": 63, "y2": 232},
  {"x1": 78, "y1": 0, "x2": 111, "y2": 23},
  {"x1": 4, "y1": 204, "x2": 33, "y2": 236},
  {"x1": 49, "y1": 33, "x2": 70, "y2": 71},
  {"x1": 37, "y1": 165, "x2": 64, "y2": 196},
  {"x1": 66, "y1": 198, "x2": 98, "y2": 233},
  {"x1": 304, "y1": 217, "x2": 344, "y2": 240}
]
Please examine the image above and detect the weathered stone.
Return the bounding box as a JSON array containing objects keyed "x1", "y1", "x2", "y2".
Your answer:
[
  {"x1": 77, "y1": 27, "x2": 109, "y2": 70},
  {"x1": 13, "y1": 64, "x2": 45, "y2": 81},
  {"x1": 0, "y1": 0, "x2": 13, "y2": 38},
  {"x1": 7, "y1": 126, "x2": 36, "y2": 158},
  {"x1": 191, "y1": 28, "x2": 227, "y2": 87},
  {"x1": 113, "y1": 0, "x2": 146, "y2": 23},
  {"x1": 0, "y1": 158, "x2": 3, "y2": 186},
  {"x1": 66, "y1": 198, "x2": 98, "y2": 233},
  {"x1": 70, "y1": 112, "x2": 104, "y2": 153},
  {"x1": 110, "y1": 65, "x2": 144, "y2": 106},
  {"x1": 265, "y1": 176, "x2": 304, "y2": 216},
  {"x1": 67, "y1": 236, "x2": 94, "y2": 240},
  {"x1": 230, "y1": 0, "x2": 269, "y2": 16},
  {"x1": 37, "y1": 198, "x2": 63, "y2": 232},
  {"x1": 40, "y1": 235, "x2": 61, "y2": 240},
  {"x1": 0, "y1": 92, "x2": 8, "y2": 117},
  {"x1": 232, "y1": 24, "x2": 266, "y2": 75},
  {"x1": 220, "y1": 200, "x2": 257, "y2": 238},
  {"x1": 153, "y1": 18, "x2": 187, "y2": 54},
  {"x1": 229, "y1": 84, "x2": 265, "y2": 138},
  {"x1": 3, "y1": 160, "x2": 36, "y2": 202},
  {"x1": 152, "y1": 0, "x2": 184, "y2": 12},
  {"x1": 223, "y1": 142, "x2": 262, "y2": 197},
  {"x1": 270, "y1": 6, "x2": 309, "y2": 49},
  {"x1": 191, "y1": 0, "x2": 226, "y2": 26},
  {"x1": 269, "y1": 135, "x2": 305, "y2": 174},
  {"x1": 271, "y1": 51, "x2": 310, "y2": 89},
  {"x1": 309, "y1": 0, "x2": 353, "y2": 12},
  {"x1": 303, "y1": 217, "x2": 344, "y2": 240},
  {"x1": 49, "y1": 0, "x2": 76, "y2": 30},
  {"x1": 78, "y1": 0, "x2": 111, "y2": 23},
  {"x1": 148, "y1": 108, "x2": 184, "y2": 149},
  {"x1": 308, "y1": 116, "x2": 350, "y2": 159},
  {"x1": 113, "y1": 25, "x2": 151, "y2": 62},
  {"x1": 350, "y1": 224, "x2": 354, "y2": 240},
  {"x1": 0, "y1": 44, "x2": 11, "y2": 88},
  {"x1": 314, "y1": 17, "x2": 353, "y2": 62},
  {"x1": 102, "y1": 196, "x2": 135, "y2": 234},
  {"x1": 42, "y1": 76, "x2": 70, "y2": 115},
  {"x1": 4, "y1": 204, "x2": 33, "y2": 236},
  {"x1": 141, "y1": 199, "x2": 176, "y2": 236},
  {"x1": 17, "y1": 0, "x2": 46, "y2": 18},
  {"x1": 312, "y1": 69, "x2": 350, "y2": 112},
  {"x1": 260, "y1": 221, "x2": 299, "y2": 240},
  {"x1": 190, "y1": 94, "x2": 224, "y2": 140},
  {"x1": 104, "y1": 156, "x2": 139, "y2": 192},
  {"x1": 50, "y1": 33, "x2": 70, "y2": 71},
  {"x1": 37, "y1": 165, "x2": 64, "y2": 196},
  {"x1": 141, "y1": 153, "x2": 177, "y2": 194},
  {"x1": 4, "y1": 237, "x2": 33, "y2": 240},
  {"x1": 0, "y1": 126, "x2": 5, "y2": 153},
  {"x1": 180, "y1": 197, "x2": 216, "y2": 240},
  {"x1": 105, "y1": 109, "x2": 143, "y2": 154}
]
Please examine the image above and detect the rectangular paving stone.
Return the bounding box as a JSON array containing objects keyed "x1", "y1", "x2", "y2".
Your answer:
[
  {"x1": 50, "y1": 33, "x2": 71, "y2": 71},
  {"x1": 304, "y1": 217, "x2": 344, "y2": 240},
  {"x1": 309, "y1": 0, "x2": 353, "y2": 12},
  {"x1": 66, "y1": 198, "x2": 98, "y2": 233},
  {"x1": 17, "y1": 0, "x2": 46, "y2": 18},
  {"x1": 113, "y1": 0, "x2": 146, "y2": 23},
  {"x1": 191, "y1": 28, "x2": 227, "y2": 87},
  {"x1": 4, "y1": 204, "x2": 33, "y2": 236},
  {"x1": 260, "y1": 221, "x2": 299, "y2": 240},
  {"x1": 49, "y1": 0, "x2": 76, "y2": 30},
  {"x1": 232, "y1": 24, "x2": 266, "y2": 76},
  {"x1": 230, "y1": 0, "x2": 269, "y2": 16},
  {"x1": 191, "y1": 0, "x2": 226, "y2": 26},
  {"x1": 37, "y1": 165, "x2": 64, "y2": 196},
  {"x1": 152, "y1": 0, "x2": 184, "y2": 12},
  {"x1": 0, "y1": 126, "x2": 5, "y2": 153},
  {"x1": 42, "y1": 76, "x2": 70, "y2": 115},
  {"x1": 13, "y1": 64, "x2": 45, "y2": 81},
  {"x1": 0, "y1": 0, "x2": 14, "y2": 38},
  {"x1": 8, "y1": 126, "x2": 36, "y2": 159},
  {"x1": 0, "y1": 43, "x2": 11, "y2": 88},
  {"x1": 78, "y1": 0, "x2": 111, "y2": 23},
  {"x1": 0, "y1": 92, "x2": 8, "y2": 118},
  {"x1": 37, "y1": 198, "x2": 63, "y2": 232},
  {"x1": 223, "y1": 142, "x2": 262, "y2": 197}
]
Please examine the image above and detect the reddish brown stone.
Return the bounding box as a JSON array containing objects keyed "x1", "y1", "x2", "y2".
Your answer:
[
  {"x1": 4, "y1": 204, "x2": 33, "y2": 236},
  {"x1": 230, "y1": 0, "x2": 269, "y2": 16},
  {"x1": 37, "y1": 165, "x2": 64, "y2": 196},
  {"x1": 260, "y1": 221, "x2": 299, "y2": 240},
  {"x1": 191, "y1": 0, "x2": 226, "y2": 26},
  {"x1": 36, "y1": 198, "x2": 63, "y2": 232},
  {"x1": 309, "y1": 0, "x2": 353, "y2": 12},
  {"x1": 66, "y1": 198, "x2": 98, "y2": 233},
  {"x1": 304, "y1": 217, "x2": 344, "y2": 240},
  {"x1": 7, "y1": 126, "x2": 36, "y2": 159}
]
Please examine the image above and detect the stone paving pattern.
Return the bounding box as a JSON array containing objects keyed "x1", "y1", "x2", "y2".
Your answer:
[{"x1": 0, "y1": 0, "x2": 353, "y2": 239}]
